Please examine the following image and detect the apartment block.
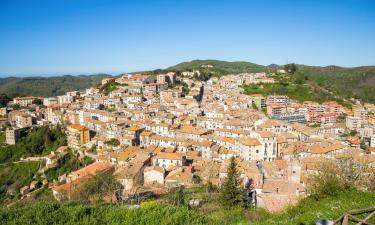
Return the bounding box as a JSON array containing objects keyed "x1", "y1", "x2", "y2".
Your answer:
[{"x1": 66, "y1": 124, "x2": 90, "y2": 149}]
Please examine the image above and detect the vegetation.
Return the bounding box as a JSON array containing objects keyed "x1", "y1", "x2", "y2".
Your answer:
[
  {"x1": 220, "y1": 157, "x2": 242, "y2": 208},
  {"x1": 69, "y1": 170, "x2": 121, "y2": 203},
  {"x1": 0, "y1": 189, "x2": 373, "y2": 225},
  {"x1": 44, "y1": 150, "x2": 93, "y2": 182},
  {"x1": 168, "y1": 59, "x2": 267, "y2": 76},
  {"x1": 0, "y1": 161, "x2": 40, "y2": 203},
  {"x1": 105, "y1": 138, "x2": 120, "y2": 147},
  {"x1": 0, "y1": 74, "x2": 110, "y2": 97},
  {"x1": 167, "y1": 186, "x2": 186, "y2": 206},
  {"x1": 0, "y1": 125, "x2": 66, "y2": 163},
  {"x1": 284, "y1": 63, "x2": 298, "y2": 74},
  {"x1": 100, "y1": 80, "x2": 121, "y2": 96},
  {"x1": 299, "y1": 65, "x2": 375, "y2": 104},
  {"x1": 0, "y1": 93, "x2": 11, "y2": 107},
  {"x1": 242, "y1": 71, "x2": 352, "y2": 108},
  {"x1": 0, "y1": 203, "x2": 219, "y2": 225}
]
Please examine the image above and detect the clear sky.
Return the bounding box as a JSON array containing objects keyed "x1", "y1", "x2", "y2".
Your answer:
[{"x1": 0, "y1": 0, "x2": 374, "y2": 76}]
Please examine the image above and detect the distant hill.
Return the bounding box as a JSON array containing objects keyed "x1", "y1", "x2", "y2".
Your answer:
[
  {"x1": 0, "y1": 74, "x2": 111, "y2": 97},
  {"x1": 168, "y1": 59, "x2": 267, "y2": 75},
  {"x1": 297, "y1": 65, "x2": 375, "y2": 104},
  {"x1": 167, "y1": 59, "x2": 375, "y2": 104}
]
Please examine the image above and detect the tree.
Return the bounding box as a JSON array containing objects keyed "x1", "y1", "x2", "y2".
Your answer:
[
  {"x1": 220, "y1": 157, "x2": 242, "y2": 208},
  {"x1": 97, "y1": 104, "x2": 105, "y2": 110},
  {"x1": 284, "y1": 63, "x2": 298, "y2": 74},
  {"x1": 105, "y1": 138, "x2": 120, "y2": 147},
  {"x1": 360, "y1": 141, "x2": 369, "y2": 150},
  {"x1": 168, "y1": 186, "x2": 186, "y2": 206},
  {"x1": 32, "y1": 99, "x2": 43, "y2": 105},
  {"x1": 72, "y1": 170, "x2": 121, "y2": 203},
  {"x1": 0, "y1": 93, "x2": 11, "y2": 107}
]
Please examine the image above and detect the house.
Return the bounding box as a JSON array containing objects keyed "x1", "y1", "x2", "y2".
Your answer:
[
  {"x1": 143, "y1": 166, "x2": 165, "y2": 185},
  {"x1": 115, "y1": 153, "x2": 150, "y2": 192},
  {"x1": 66, "y1": 162, "x2": 114, "y2": 183},
  {"x1": 165, "y1": 166, "x2": 194, "y2": 188},
  {"x1": 153, "y1": 152, "x2": 186, "y2": 170},
  {"x1": 235, "y1": 138, "x2": 263, "y2": 161}
]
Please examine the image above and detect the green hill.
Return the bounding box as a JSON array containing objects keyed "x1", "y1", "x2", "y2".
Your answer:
[
  {"x1": 168, "y1": 59, "x2": 267, "y2": 75},
  {"x1": 0, "y1": 74, "x2": 111, "y2": 98},
  {"x1": 298, "y1": 65, "x2": 375, "y2": 103}
]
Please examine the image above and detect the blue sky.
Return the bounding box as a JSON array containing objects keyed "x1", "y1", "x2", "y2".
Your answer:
[{"x1": 0, "y1": 0, "x2": 374, "y2": 76}]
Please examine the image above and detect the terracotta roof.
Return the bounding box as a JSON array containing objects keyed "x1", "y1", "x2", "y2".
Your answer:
[
  {"x1": 68, "y1": 124, "x2": 88, "y2": 131},
  {"x1": 237, "y1": 138, "x2": 262, "y2": 146},
  {"x1": 144, "y1": 166, "x2": 165, "y2": 174},
  {"x1": 69, "y1": 162, "x2": 113, "y2": 179},
  {"x1": 155, "y1": 152, "x2": 183, "y2": 160}
]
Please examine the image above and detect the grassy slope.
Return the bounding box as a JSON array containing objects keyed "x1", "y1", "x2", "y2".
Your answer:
[
  {"x1": 254, "y1": 190, "x2": 375, "y2": 225},
  {"x1": 0, "y1": 203, "x2": 218, "y2": 225},
  {"x1": 0, "y1": 190, "x2": 373, "y2": 225},
  {"x1": 0, "y1": 161, "x2": 40, "y2": 202},
  {"x1": 0, "y1": 74, "x2": 111, "y2": 97}
]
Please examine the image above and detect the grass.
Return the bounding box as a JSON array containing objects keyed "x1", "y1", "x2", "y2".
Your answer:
[
  {"x1": 253, "y1": 190, "x2": 375, "y2": 225},
  {"x1": 0, "y1": 161, "x2": 40, "y2": 203},
  {"x1": 0, "y1": 190, "x2": 373, "y2": 224}
]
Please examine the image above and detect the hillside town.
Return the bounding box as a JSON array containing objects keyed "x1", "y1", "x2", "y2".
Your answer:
[{"x1": 1, "y1": 70, "x2": 375, "y2": 212}]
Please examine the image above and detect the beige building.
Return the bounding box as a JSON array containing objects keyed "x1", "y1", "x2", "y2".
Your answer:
[
  {"x1": 66, "y1": 124, "x2": 90, "y2": 149},
  {"x1": 5, "y1": 128, "x2": 20, "y2": 145},
  {"x1": 15, "y1": 114, "x2": 32, "y2": 128},
  {"x1": 143, "y1": 166, "x2": 165, "y2": 185},
  {"x1": 13, "y1": 96, "x2": 42, "y2": 107},
  {"x1": 0, "y1": 107, "x2": 7, "y2": 116}
]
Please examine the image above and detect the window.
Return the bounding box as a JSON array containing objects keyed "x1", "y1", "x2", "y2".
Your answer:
[{"x1": 256, "y1": 150, "x2": 259, "y2": 153}]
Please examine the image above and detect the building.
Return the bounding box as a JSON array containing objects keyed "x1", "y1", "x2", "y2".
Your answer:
[
  {"x1": 5, "y1": 128, "x2": 20, "y2": 145},
  {"x1": 346, "y1": 116, "x2": 361, "y2": 131},
  {"x1": 250, "y1": 94, "x2": 266, "y2": 110},
  {"x1": 15, "y1": 114, "x2": 33, "y2": 128},
  {"x1": 43, "y1": 97, "x2": 58, "y2": 106},
  {"x1": 66, "y1": 124, "x2": 90, "y2": 149},
  {"x1": 153, "y1": 152, "x2": 186, "y2": 170},
  {"x1": 235, "y1": 138, "x2": 263, "y2": 161},
  {"x1": 143, "y1": 166, "x2": 165, "y2": 185},
  {"x1": 57, "y1": 95, "x2": 74, "y2": 105},
  {"x1": 272, "y1": 113, "x2": 306, "y2": 123},
  {"x1": 266, "y1": 96, "x2": 289, "y2": 105},
  {"x1": 0, "y1": 107, "x2": 7, "y2": 116},
  {"x1": 13, "y1": 96, "x2": 43, "y2": 107}
]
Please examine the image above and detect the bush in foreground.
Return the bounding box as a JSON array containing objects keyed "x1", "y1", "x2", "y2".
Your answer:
[{"x1": 0, "y1": 202, "x2": 218, "y2": 225}]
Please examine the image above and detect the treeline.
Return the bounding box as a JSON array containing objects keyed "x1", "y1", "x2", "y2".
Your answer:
[
  {"x1": 0, "y1": 74, "x2": 110, "y2": 98},
  {"x1": 0, "y1": 125, "x2": 67, "y2": 163}
]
